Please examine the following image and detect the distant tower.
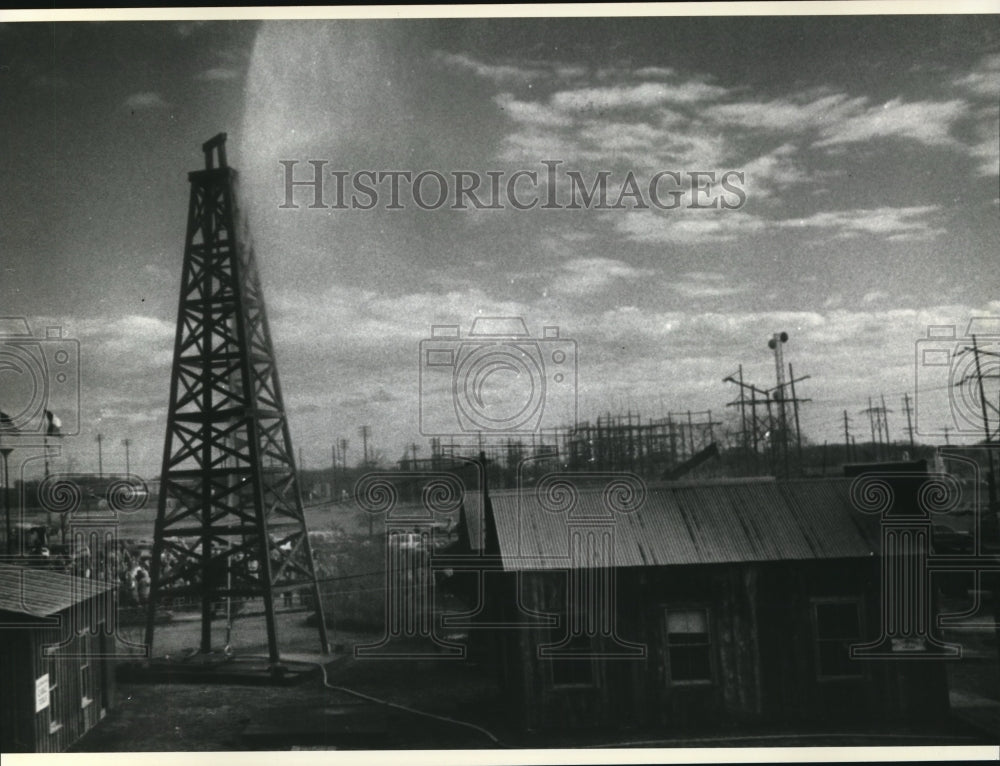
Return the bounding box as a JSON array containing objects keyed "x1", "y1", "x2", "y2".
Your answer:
[{"x1": 145, "y1": 134, "x2": 329, "y2": 664}]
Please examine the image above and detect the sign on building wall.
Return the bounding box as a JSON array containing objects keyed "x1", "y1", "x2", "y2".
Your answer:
[{"x1": 35, "y1": 674, "x2": 50, "y2": 713}]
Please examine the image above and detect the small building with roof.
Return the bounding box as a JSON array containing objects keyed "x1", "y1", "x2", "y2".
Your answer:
[
  {"x1": 450, "y1": 474, "x2": 951, "y2": 732},
  {"x1": 0, "y1": 564, "x2": 117, "y2": 752}
]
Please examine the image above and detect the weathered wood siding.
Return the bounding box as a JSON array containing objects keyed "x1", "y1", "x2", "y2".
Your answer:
[
  {"x1": 484, "y1": 558, "x2": 950, "y2": 731},
  {"x1": 0, "y1": 599, "x2": 116, "y2": 753}
]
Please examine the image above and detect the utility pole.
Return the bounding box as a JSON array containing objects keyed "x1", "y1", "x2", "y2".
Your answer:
[
  {"x1": 687, "y1": 410, "x2": 695, "y2": 456},
  {"x1": 961, "y1": 326, "x2": 1000, "y2": 672},
  {"x1": 737, "y1": 365, "x2": 749, "y2": 472},
  {"x1": 843, "y1": 410, "x2": 852, "y2": 463},
  {"x1": 943, "y1": 426, "x2": 951, "y2": 446},
  {"x1": 787, "y1": 363, "x2": 810, "y2": 476},
  {"x1": 358, "y1": 425, "x2": 371, "y2": 468},
  {"x1": 667, "y1": 413, "x2": 676, "y2": 468},
  {"x1": 768, "y1": 332, "x2": 790, "y2": 477},
  {"x1": 867, "y1": 397, "x2": 877, "y2": 458},
  {"x1": 861, "y1": 397, "x2": 888, "y2": 461},
  {"x1": 724, "y1": 372, "x2": 772, "y2": 475},
  {"x1": 331, "y1": 443, "x2": 337, "y2": 500},
  {"x1": 902, "y1": 392, "x2": 916, "y2": 452},
  {"x1": 96, "y1": 433, "x2": 104, "y2": 478},
  {"x1": 122, "y1": 438, "x2": 131, "y2": 475},
  {"x1": 966, "y1": 335, "x2": 998, "y2": 517},
  {"x1": 409, "y1": 442, "x2": 420, "y2": 469},
  {"x1": 880, "y1": 393, "x2": 892, "y2": 455}
]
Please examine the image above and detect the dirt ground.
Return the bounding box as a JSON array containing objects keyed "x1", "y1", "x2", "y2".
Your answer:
[
  {"x1": 70, "y1": 605, "x2": 998, "y2": 751},
  {"x1": 73, "y1": 609, "x2": 507, "y2": 751}
]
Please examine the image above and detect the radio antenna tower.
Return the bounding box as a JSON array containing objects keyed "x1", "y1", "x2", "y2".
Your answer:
[{"x1": 145, "y1": 134, "x2": 329, "y2": 665}]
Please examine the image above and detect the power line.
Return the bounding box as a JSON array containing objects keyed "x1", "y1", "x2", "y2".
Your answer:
[{"x1": 901, "y1": 393, "x2": 915, "y2": 451}]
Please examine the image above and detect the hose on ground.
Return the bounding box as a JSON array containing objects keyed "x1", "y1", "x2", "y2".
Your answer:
[{"x1": 241, "y1": 652, "x2": 506, "y2": 747}]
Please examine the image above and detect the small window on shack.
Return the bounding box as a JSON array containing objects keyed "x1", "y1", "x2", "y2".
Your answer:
[
  {"x1": 664, "y1": 607, "x2": 713, "y2": 684},
  {"x1": 48, "y1": 676, "x2": 62, "y2": 733},
  {"x1": 812, "y1": 598, "x2": 865, "y2": 680},
  {"x1": 79, "y1": 631, "x2": 94, "y2": 707}
]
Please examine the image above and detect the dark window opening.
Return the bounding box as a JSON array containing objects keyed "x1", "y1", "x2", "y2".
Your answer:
[
  {"x1": 80, "y1": 632, "x2": 94, "y2": 706},
  {"x1": 48, "y1": 678, "x2": 61, "y2": 734},
  {"x1": 665, "y1": 608, "x2": 712, "y2": 684},
  {"x1": 813, "y1": 599, "x2": 864, "y2": 679}
]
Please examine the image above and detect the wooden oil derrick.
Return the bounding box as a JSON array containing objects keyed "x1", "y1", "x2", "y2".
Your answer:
[{"x1": 145, "y1": 134, "x2": 329, "y2": 665}]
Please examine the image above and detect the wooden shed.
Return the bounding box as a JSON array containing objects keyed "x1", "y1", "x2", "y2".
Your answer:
[
  {"x1": 0, "y1": 564, "x2": 117, "y2": 752},
  {"x1": 453, "y1": 476, "x2": 951, "y2": 732}
]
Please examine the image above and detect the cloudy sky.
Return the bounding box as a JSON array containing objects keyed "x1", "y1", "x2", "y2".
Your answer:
[{"x1": 1, "y1": 11, "x2": 998, "y2": 479}]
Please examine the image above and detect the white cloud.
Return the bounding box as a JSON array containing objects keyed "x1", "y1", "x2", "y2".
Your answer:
[
  {"x1": 862, "y1": 290, "x2": 889, "y2": 304},
  {"x1": 952, "y1": 53, "x2": 1000, "y2": 98},
  {"x1": 555, "y1": 65, "x2": 588, "y2": 80},
  {"x1": 122, "y1": 91, "x2": 171, "y2": 111},
  {"x1": 618, "y1": 209, "x2": 767, "y2": 244},
  {"x1": 705, "y1": 91, "x2": 969, "y2": 149},
  {"x1": 780, "y1": 206, "x2": 945, "y2": 241},
  {"x1": 704, "y1": 92, "x2": 867, "y2": 133},
  {"x1": 498, "y1": 128, "x2": 581, "y2": 163},
  {"x1": 633, "y1": 66, "x2": 676, "y2": 79},
  {"x1": 494, "y1": 93, "x2": 573, "y2": 127},
  {"x1": 741, "y1": 143, "x2": 809, "y2": 199},
  {"x1": 576, "y1": 120, "x2": 666, "y2": 152},
  {"x1": 669, "y1": 272, "x2": 745, "y2": 299},
  {"x1": 434, "y1": 51, "x2": 547, "y2": 84},
  {"x1": 816, "y1": 98, "x2": 968, "y2": 148},
  {"x1": 195, "y1": 67, "x2": 241, "y2": 82},
  {"x1": 551, "y1": 81, "x2": 728, "y2": 112},
  {"x1": 551, "y1": 257, "x2": 654, "y2": 296},
  {"x1": 968, "y1": 113, "x2": 999, "y2": 177},
  {"x1": 617, "y1": 204, "x2": 947, "y2": 246}
]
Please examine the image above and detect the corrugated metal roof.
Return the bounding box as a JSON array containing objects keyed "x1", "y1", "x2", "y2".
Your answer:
[
  {"x1": 0, "y1": 564, "x2": 115, "y2": 618},
  {"x1": 460, "y1": 491, "x2": 486, "y2": 550},
  {"x1": 471, "y1": 478, "x2": 880, "y2": 571}
]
